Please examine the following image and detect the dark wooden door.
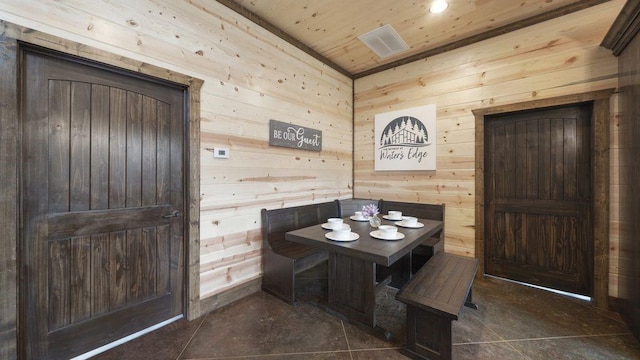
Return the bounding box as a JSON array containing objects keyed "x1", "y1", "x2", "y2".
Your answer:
[
  {"x1": 20, "y1": 47, "x2": 186, "y2": 359},
  {"x1": 484, "y1": 104, "x2": 593, "y2": 296}
]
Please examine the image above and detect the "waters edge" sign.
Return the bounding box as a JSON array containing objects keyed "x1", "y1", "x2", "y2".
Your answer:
[
  {"x1": 374, "y1": 104, "x2": 437, "y2": 171},
  {"x1": 269, "y1": 119, "x2": 322, "y2": 152}
]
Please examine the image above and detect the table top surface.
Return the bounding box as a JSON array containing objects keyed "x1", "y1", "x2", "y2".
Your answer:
[{"x1": 285, "y1": 216, "x2": 443, "y2": 266}]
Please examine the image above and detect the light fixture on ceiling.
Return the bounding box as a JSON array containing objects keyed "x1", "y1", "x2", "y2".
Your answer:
[
  {"x1": 358, "y1": 24, "x2": 409, "y2": 59},
  {"x1": 429, "y1": 0, "x2": 449, "y2": 14}
]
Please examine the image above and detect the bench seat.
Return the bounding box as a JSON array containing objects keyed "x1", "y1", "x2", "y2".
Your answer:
[
  {"x1": 261, "y1": 201, "x2": 338, "y2": 305},
  {"x1": 396, "y1": 252, "x2": 478, "y2": 360},
  {"x1": 377, "y1": 200, "x2": 445, "y2": 287},
  {"x1": 270, "y1": 241, "x2": 322, "y2": 260}
]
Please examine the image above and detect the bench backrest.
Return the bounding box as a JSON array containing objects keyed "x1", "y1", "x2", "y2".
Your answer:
[
  {"x1": 380, "y1": 200, "x2": 444, "y2": 221},
  {"x1": 336, "y1": 198, "x2": 381, "y2": 217},
  {"x1": 261, "y1": 201, "x2": 339, "y2": 251},
  {"x1": 380, "y1": 200, "x2": 445, "y2": 240}
]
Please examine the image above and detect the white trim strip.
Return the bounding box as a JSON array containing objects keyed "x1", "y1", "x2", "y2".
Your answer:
[
  {"x1": 486, "y1": 275, "x2": 591, "y2": 302},
  {"x1": 70, "y1": 315, "x2": 183, "y2": 360}
]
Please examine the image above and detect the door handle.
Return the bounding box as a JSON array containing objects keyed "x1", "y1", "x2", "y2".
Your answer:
[{"x1": 162, "y1": 210, "x2": 181, "y2": 218}]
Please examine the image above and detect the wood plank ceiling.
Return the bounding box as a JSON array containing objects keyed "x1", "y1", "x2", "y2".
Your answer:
[{"x1": 219, "y1": 0, "x2": 612, "y2": 78}]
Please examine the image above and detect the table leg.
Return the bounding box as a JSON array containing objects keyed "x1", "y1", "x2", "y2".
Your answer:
[{"x1": 327, "y1": 252, "x2": 376, "y2": 327}]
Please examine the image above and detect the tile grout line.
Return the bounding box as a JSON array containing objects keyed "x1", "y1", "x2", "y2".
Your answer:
[
  {"x1": 340, "y1": 320, "x2": 354, "y2": 360},
  {"x1": 181, "y1": 350, "x2": 354, "y2": 360},
  {"x1": 453, "y1": 332, "x2": 635, "y2": 346},
  {"x1": 184, "y1": 305, "x2": 356, "y2": 359},
  {"x1": 473, "y1": 315, "x2": 531, "y2": 359},
  {"x1": 175, "y1": 312, "x2": 211, "y2": 360},
  {"x1": 179, "y1": 309, "x2": 356, "y2": 359}
]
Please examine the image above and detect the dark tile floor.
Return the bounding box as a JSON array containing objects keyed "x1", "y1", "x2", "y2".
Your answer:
[{"x1": 94, "y1": 263, "x2": 640, "y2": 360}]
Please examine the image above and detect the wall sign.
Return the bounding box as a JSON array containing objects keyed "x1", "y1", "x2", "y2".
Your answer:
[
  {"x1": 269, "y1": 119, "x2": 322, "y2": 152},
  {"x1": 375, "y1": 104, "x2": 436, "y2": 171}
]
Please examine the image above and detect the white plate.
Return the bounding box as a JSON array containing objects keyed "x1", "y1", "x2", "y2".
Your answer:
[
  {"x1": 394, "y1": 221, "x2": 424, "y2": 229},
  {"x1": 321, "y1": 223, "x2": 341, "y2": 230},
  {"x1": 382, "y1": 215, "x2": 403, "y2": 221},
  {"x1": 350, "y1": 215, "x2": 369, "y2": 222},
  {"x1": 369, "y1": 230, "x2": 405, "y2": 241},
  {"x1": 325, "y1": 232, "x2": 359, "y2": 242}
]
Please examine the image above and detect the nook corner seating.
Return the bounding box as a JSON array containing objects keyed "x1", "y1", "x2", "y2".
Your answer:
[
  {"x1": 376, "y1": 200, "x2": 445, "y2": 287},
  {"x1": 335, "y1": 198, "x2": 381, "y2": 217},
  {"x1": 379, "y1": 200, "x2": 445, "y2": 273},
  {"x1": 261, "y1": 201, "x2": 338, "y2": 305}
]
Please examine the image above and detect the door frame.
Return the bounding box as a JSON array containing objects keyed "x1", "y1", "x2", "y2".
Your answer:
[
  {"x1": 473, "y1": 89, "x2": 612, "y2": 309},
  {"x1": 0, "y1": 21, "x2": 203, "y2": 358}
]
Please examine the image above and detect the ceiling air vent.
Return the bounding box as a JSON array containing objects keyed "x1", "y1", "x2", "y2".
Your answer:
[{"x1": 358, "y1": 24, "x2": 409, "y2": 59}]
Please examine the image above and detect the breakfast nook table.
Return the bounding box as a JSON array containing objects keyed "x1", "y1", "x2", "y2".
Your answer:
[{"x1": 285, "y1": 215, "x2": 443, "y2": 337}]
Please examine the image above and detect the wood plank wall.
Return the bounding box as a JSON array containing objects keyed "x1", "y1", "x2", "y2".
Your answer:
[
  {"x1": 616, "y1": 8, "x2": 640, "y2": 338},
  {"x1": 353, "y1": 0, "x2": 624, "y2": 297},
  {"x1": 0, "y1": 0, "x2": 353, "y2": 303}
]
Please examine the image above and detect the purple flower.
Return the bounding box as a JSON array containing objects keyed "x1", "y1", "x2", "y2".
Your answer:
[{"x1": 361, "y1": 203, "x2": 379, "y2": 217}]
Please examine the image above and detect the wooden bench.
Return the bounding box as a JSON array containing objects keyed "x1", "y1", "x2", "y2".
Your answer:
[
  {"x1": 380, "y1": 200, "x2": 445, "y2": 270},
  {"x1": 261, "y1": 201, "x2": 338, "y2": 305},
  {"x1": 377, "y1": 200, "x2": 445, "y2": 287},
  {"x1": 396, "y1": 252, "x2": 479, "y2": 360},
  {"x1": 335, "y1": 198, "x2": 381, "y2": 217}
]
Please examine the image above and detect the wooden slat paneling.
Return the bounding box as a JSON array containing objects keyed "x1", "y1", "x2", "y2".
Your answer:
[
  {"x1": 230, "y1": 0, "x2": 593, "y2": 75},
  {"x1": 91, "y1": 233, "x2": 110, "y2": 316},
  {"x1": 49, "y1": 80, "x2": 71, "y2": 213},
  {"x1": 157, "y1": 102, "x2": 171, "y2": 205},
  {"x1": 70, "y1": 82, "x2": 91, "y2": 211},
  {"x1": 109, "y1": 88, "x2": 127, "y2": 210},
  {"x1": 156, "y1": 225, "x2": 170, "y2": 296},
  {"x1": 143, "y1": 227, "x2": 158, "y2": 300},
  {"x1": 48, "y1": 239, "x2": 70, "y2": 331},
  {"x1": 91, "y1": 85, "x2": 110, "y2": 210},
  {"x1": 70, "y1": 236, "x2": 91, "y2": 323},
  {"x1": 109, "y1": 231, "x2": 127, "y2": 310},
  {"x1": 127, "y1": 228, "x2": 143, "y2": 304},
  {"x1": 613, "y1": 13, "x2": 640, "y2": 323},
  {"x1": 126, "y1": 92, "x2": 143, "y2": 208},
  {"x1": 354, "y1": 1, "x2": 622, "y2": 298},
  {"x1": 142, "y1": 97, "x2": 158, "y2": 207}
]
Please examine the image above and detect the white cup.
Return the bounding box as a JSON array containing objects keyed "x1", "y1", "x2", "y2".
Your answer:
[
  {"x1": 378, "y1": 225, "x2": 398, "y2": 238},
  {"x1": 333, "y1": 224, "x2": 351, "y2": 239},
  {"x1": 388, "y1": 211, "x2": 402, "y2": 220},
  {"x1": 327, "y1": 218, "x2": 343, "y2": 229},
  {"x1": 354, "y1": 211, "x2": 364, "y2": 219},
  {"x1": 402, "y1": 216, "x2": 418, "y2": 226}
]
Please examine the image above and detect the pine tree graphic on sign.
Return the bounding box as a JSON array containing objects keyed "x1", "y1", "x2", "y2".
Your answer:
[{"x1": 380, "y1": 116, "x2": 429, "y2": 148}]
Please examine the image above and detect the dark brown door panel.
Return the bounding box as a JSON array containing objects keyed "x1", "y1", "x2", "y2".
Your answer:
[
  {"x1": 484, "y1": 104, "x2": 593, "y2": 296},
  {"x1": 21, "y1": 47, "x2": 186, "y2": 359}
]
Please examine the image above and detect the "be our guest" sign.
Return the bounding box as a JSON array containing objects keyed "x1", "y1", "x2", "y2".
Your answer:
[{"x1": 269, "y1": 119, "x2": 322, "y2": 152}]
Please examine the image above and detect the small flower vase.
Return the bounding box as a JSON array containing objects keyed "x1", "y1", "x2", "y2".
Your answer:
[{"x1": 369, "y1": 214, "x2": 381, "y2": 228}]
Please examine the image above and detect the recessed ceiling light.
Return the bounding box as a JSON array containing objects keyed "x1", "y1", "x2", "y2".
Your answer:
[{"x1": 429, "y1": 0, "x2": 449, "y2": 14}]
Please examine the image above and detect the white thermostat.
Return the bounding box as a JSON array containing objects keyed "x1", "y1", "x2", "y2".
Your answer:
[{"x1": 213, "y1": 147, "x2": 229, "y2": 159}]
